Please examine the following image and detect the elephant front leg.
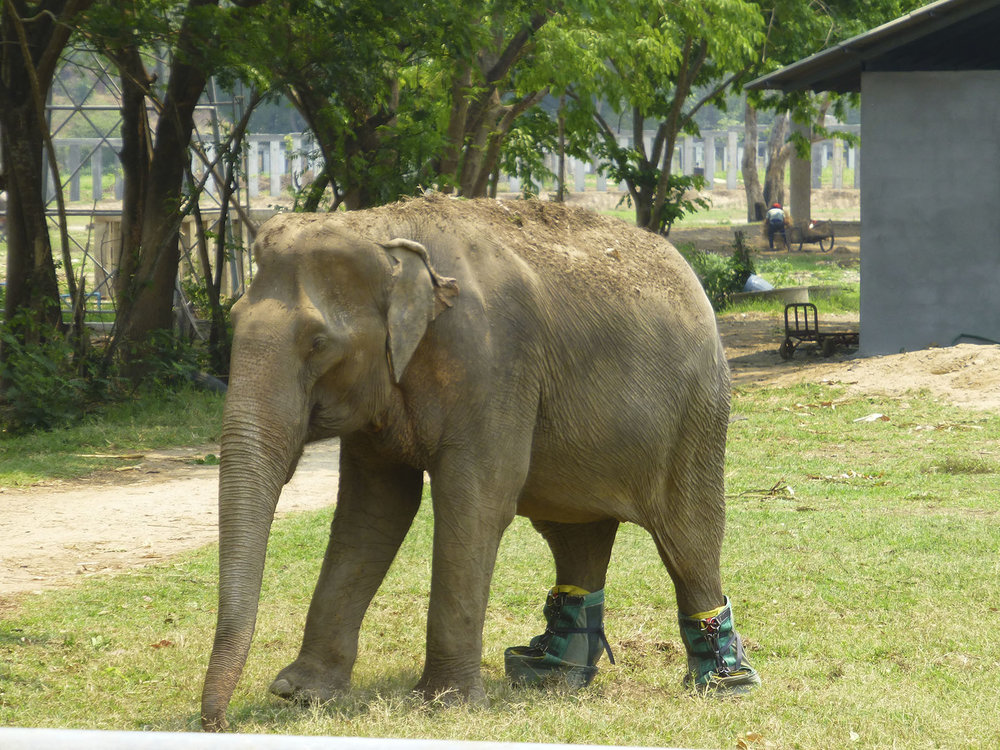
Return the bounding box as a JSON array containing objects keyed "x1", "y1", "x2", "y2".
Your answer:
[
  {"x1": 415, "y1": 459, "x2": 521, "y2": 705},
  {"x1": 270, "y1": 456, "x2": 423, "y2": 704}
]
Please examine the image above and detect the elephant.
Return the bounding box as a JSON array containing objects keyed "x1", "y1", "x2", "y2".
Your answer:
[{"x1": 200, "y1": 194, "x2": 759, "y2": 731}]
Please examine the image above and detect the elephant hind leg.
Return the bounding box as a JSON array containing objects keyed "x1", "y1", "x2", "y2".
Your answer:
[
  {"x1": 649, "y1": 526, "x2": 724, "y2": 617},
  {"x1": 531, "y1": 518, "x2": 619, "y2": 592},
  {"x1": 646, "y1": 455, "x2": 760, "y2": 694},
  {"x1": 645, "y1": 453, "x2": 726, "y2": 616}
]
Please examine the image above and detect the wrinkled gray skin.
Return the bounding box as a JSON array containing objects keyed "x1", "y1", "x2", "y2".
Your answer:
[{"x1": 201, "y1": 200, "x2": 733, "y2": 731}]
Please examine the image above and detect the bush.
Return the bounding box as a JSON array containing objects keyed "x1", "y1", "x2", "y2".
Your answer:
[
  {"x1": 1, "y1": 312, "x2": 222, "y2": 435},
  {"x1": 680, "y1": 232, "x2": 757, "y2": 311},
  {"x1": 0, "y1": 313, "x2": 103, "y2": 434}
]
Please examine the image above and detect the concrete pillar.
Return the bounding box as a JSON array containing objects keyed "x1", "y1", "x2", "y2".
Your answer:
[
  {"x1": 508, "y1": 175, "x2": 520, "y2": 192},
  {"x1": 69, "y1": 144, "x2": 82, "y2": 202},
  {"x1": 291, "y1": 134, "x2": 304, "y2": 183},
  {"x1": 595, "y1": 171, "x2": 607, "y2": 192},
  {"x1": 704, "y1": 133, "x2": 716, "y2": 190},
  {"x1": 832, "y1": 139, "x2": 844, "y2": 189},
  {"x1": 726, "y1": 129, "x2": 739, "y2": 189},
  {"x1": 789, "y1": 120, "x2": 812, "y2": 224},
  {"x1": 811, "y1": 143, "x2": 822, "y2": 189},
  {"x1": 573, "y1": 159, "x2": 586, "y2": 192},
  {"x1": 853, "y1": 146, "x2": 861, "y2": 188},
  {"x1": 248, "y1": 140, "x2": 260, "y2": 199},
  {"x1": 269, "y1": 139, "x2": 284, "y2": 197},
  {"x1": 682, "y1": 136, "x2": 695, "y2": 175},
  {"x1": 91, "y1": 150, "x2": 103, "y2": 201}
]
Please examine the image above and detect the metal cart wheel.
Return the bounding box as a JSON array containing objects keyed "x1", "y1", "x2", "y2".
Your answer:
[
  {"x1": 779, "y1": 338, "x2": 794, "y2": 360},
  {"x1": 819, "y1": 226, "x2": 835, "y2": 252}
]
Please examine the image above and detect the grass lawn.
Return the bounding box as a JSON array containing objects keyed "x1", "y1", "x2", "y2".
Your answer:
[
  {"x1": 2, "y1": 382, "x2": 997, "y2": 748},
  {"x1": 0, "y1": 387, "x2": 225, "y2": 487}
]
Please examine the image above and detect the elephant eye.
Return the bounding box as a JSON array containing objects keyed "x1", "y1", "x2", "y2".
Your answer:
[{"x1": 307, "y1": 332, "x2": 347, "y2": 370}]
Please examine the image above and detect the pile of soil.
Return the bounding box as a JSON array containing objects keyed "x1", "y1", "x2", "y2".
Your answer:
[
  {"x1": 260, "y1": 194, "x2": 704, "y2": 301},
  {"x1": 719, "y1": 310, "x2": 1000, "y2": 409}
]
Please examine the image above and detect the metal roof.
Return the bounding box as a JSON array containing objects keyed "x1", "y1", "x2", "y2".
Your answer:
[{"x1": 746, "y1": 0, "x2": 1000, "y2": 93}]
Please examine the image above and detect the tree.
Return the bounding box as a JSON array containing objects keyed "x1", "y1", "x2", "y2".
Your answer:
[
  {"x1": 82, "y1": 0, "x2": 264, "y2": 368},
  {"x1": 435, "y1": 1, "x2": 557, "y2": 197},
  {"x1": 248, "y1": 0, "x2": 565, "y2": 209},
  {"x1": 565, "y1": 0, "x2": 763, "y2": 233},
  {"x1": 0, "y1": 0, "x2": 94, "y2": 354},
  {"x1": 244, "y1": 0, "x2": 450, "y2": 211}
]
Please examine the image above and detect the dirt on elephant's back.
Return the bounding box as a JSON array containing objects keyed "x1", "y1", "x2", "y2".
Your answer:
[{"x1": 337, "y1": 194, "x2": 701, "y2": 303}]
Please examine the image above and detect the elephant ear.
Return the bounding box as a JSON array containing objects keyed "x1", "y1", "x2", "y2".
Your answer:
[{"x1": 382, "y1": 238, "x2": 459, "y2": 382}]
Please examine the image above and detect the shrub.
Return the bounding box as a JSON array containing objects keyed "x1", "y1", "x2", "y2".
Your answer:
[
  {"x1": 1, "y1": 313, "x2": 222, "y2": 435},
  {"x1": 0, "y1": 313, "x2": 103, "y2": 434},
  {"x1": 680, "y1": 232, "x2": 757, "y2": 310}
]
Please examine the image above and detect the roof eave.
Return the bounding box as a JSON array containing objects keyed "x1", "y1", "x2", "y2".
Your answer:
[{"x1": 746, "y1": 0, "x2": 1000, "y2": 93}]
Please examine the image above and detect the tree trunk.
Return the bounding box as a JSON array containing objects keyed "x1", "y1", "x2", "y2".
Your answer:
[
  {"x1": 438, "y1": 66, "x2": 473, "y2": 194},
  {"x1": 742, "y1": 102, "x2": 765, "y2": 222},
  {"x1": 762, "y1": 112, "x2": 791, "y2": 209},
  {"x1": 0, "y1": 102, "x2": 61, "y2": 334},
  {"x1": 441, "y1": 13, "x2": 550, "y2": 198},
  {"x1": 110, "y1": 1, "x2": 218, "y2": 365},
  {"x1": 0, "y1": 0, "x2": 94, "y2": 354}
]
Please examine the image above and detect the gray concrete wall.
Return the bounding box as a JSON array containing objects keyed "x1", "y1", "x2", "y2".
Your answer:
[{"x1": 860, "y1": 71, "x2": 1000, "y2": 354}]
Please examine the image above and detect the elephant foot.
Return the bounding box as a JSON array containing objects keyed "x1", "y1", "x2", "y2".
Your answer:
[
  {"x1": 505, "y1": 586, "x2": 613, "y2": 690},
  {"x1": 269, "y1": 659, "x2": 348, "y2": 704},
  {"x1": 678, "y1": 596, "x2": 761, "y2": 697},
  {"x1": 414, "y1": 674, "x2": 489, "y2": 707}
]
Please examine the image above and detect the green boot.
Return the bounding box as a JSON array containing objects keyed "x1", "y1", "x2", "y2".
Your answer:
[
  {"x1": 678, "y1": 596, "x2": 760, "y2": 695},
  {"x1": 505, "y1": 586, "x2": 615, "y2": 689}
]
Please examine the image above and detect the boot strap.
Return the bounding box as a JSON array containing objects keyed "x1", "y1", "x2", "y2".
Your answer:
[
  {"x1": 546, "y1": 625, "x2": 616, "y2": 665},
  {"x1": 699, "y1": 616, "x2": 736, "y2": 676}
]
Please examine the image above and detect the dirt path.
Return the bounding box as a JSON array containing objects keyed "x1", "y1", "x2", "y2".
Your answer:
[
  {"x1": 0, "y1": 440, "x2": 340, "y2": 599},
  {"x1": 720, "y1": 311, "x2": 1000, "y2": 406}
]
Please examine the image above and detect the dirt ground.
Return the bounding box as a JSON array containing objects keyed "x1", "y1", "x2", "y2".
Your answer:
[{"x1": 3, "y1": 190, "x2": 999, "y2": 603}]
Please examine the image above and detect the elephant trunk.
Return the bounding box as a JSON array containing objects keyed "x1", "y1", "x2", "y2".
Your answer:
[{"x1": 201, "y1": 400, "x2": 303, "y2": 732}]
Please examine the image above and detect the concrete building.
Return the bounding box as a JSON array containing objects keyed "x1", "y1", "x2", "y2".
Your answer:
[{"x1": 748, "y1": 0, "x2": 1000, "y2": 355}]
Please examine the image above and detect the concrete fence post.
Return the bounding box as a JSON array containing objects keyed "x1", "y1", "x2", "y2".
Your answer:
[
  {"x1": 91, "y1": 148, "x2": 103, "y2": 201},
  {"x1": 247, "y1": 139, "x2": 260, "y2": 198},
  {"x1": 832, "y1": 139, "x2": 844, "y2": 189},
  {"x1": 269, "y1": 139, "x2": 284, "y2": 198},
  {"x1": 726, "y1": 129, "x2": 739, "y2": 189},
  {"x1": 704, "y1": 132, "x2": 716, "y2": 190},
  {"x1": 69, "y1": 144, "x2": 82, "y2": 202}
]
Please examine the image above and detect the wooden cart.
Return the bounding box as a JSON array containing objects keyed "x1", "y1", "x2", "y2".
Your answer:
[
  {"x1": 789, "y1": 219, "x2": 835, "y2": 252},
  {"x1": 779, "y1": 302, "x2": 859, "y2": 359}
]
